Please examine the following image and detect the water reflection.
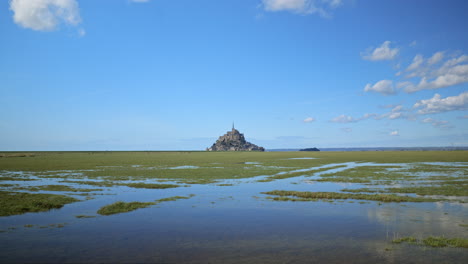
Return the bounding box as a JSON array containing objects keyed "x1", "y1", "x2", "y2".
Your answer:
[{"x1": 1, "y1": 162, "x2": 467, "y2": 263}]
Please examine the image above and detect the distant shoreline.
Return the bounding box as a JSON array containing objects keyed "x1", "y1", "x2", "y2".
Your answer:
[
  {"x1": 1, "y1": 147, "x2": 468, "y2": 153},
  {"x1": 268, "y1": 147, "x2": 468, "y2": 152}
]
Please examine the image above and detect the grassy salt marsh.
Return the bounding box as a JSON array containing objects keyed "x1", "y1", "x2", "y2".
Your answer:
[
  {"x1": 0, "y1": 151, "x2": 467, "y2": 263},
  {"x1": 97, "y1": 196, "x2": 193, "y2": 215},
  {"x1": 0, "y1": 191, "x2": 79, "y2": 216}
]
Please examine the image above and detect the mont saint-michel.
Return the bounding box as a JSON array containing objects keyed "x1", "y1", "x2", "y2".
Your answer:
[{"x1": 207, "y1": 125, "x2": 265, "y2": 151}]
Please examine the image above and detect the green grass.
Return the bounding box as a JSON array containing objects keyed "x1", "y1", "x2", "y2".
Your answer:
[
  {"x1": 392, "y1": 236, "x2": 417, "y2": 244},
  {"x1": 0, "y1": 151, "x2": 467, "y2": 208},
  {"x1": 341, "y1": 188, "x2": 380, "y2": 193},
  {"x1": 386, "y1": 185, "x2": 468, "y2": 196},
  {"x1": 1, "y1": 151, "x2": 466, "y2": 183},
  {"x1": 0, "y1": 184, "x2": 17, "y2": 187},
  {"x1": 17, "y1": 185, "x2": 102, "y2": 193},
  {"x1": 59, "y1": 180, "x2": 115, "y2": 187},
  {"x1": 123, "y1": 183, "x2": 179, "y2": 189},
  {"x1": 0, "y1": 176, "x2": 35, "y2": 181},
  {"x1": 97, "y1": 201, "x2": 156, "y2": 215},
  {"x1": 98, "y1": 195, "x2": 194, "y2": 215},
  {"x1": 258, "y1": 165, "x2": 347, "y2": 182},
  {"x1": 342, "y1": 184, "x2": 468, "y2": 197},
  {"x1": 0, "y1": 191, "x2": 79, "y2": 216},
  {"x1": 262, "y1": 190, "x2": 438, "y2": 203},
  {"x1": 59, "y1": 180, "x2": 179, "y2": 189},
  {"x1": 317, "y1": 165, "x2": 412, "y2": 184},
  {"x1": 392, "y1": 236, "x2": 468, "y2": 248},
  {"x1": 155, "y1": 195, "x2": 194, "y2": 202}
]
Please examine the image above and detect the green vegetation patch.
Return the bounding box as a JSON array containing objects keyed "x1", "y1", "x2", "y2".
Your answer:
[
  {"x1": 392, "y1": 236, "x2": 468, "y2": 248},
  {"x1": 124, "y1": 183, "x2": 179, "y2": 189},
  {"x1": 155, "y1": 195, "x2": 193, "y2": 202},
  {"x1": 262, "y1": 190, "x2": 437, "y2": 203},
  {"x1": 392, "y1": 236, "x2": 417, "y2": 244},
  {"x1": 0, "y1": 151, "x2": 466, "y2": 184},
  {"x1": 0, "y1": 176, "x2": 35, "y2": 181},
  {"x1": 386, "y1": 185, "x2": 468, "y2": 197},
  {"x1": 97, "y1": 201, "x2": 155, "y2": 215},
  {"x1": 341, "y1": 188, "x2": 380, "y2": 193},
  {"x1": 98, "y1": 195, "x2": 194, "y2": 215},
  {"x1": 0, "y1": 184, "x2": 17, "y2": 187},
  {"x1": 317, "y1": 165, "x2": 412, "y2": 184},
  {"x1": 0, "y1": 191, "x2": 79, "y2": 216},
  {"x1": 60, "y1": 180, "x2": 114, "y2": 187},
  {"x1": 342, "y1": 184, "x2": 468, "y2": 197},
  {"x1": 258, "y1": 165, "x2": 347, "y2": 182},
  {"x1": 21, "y1": 185, "x2": 102, "y2": 192},
  {"x1": 60, "y1": 180, "x2": 179, "y2": 189}
]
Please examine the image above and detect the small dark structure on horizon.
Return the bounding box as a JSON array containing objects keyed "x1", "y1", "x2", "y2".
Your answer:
[{"x1": 299, "y1": 147, "x2": 320, "y2": 152}]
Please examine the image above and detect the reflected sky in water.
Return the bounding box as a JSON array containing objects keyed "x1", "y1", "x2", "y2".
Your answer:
[{"x1": 1, "y1": 162, "x2": 467, "y2": 263}]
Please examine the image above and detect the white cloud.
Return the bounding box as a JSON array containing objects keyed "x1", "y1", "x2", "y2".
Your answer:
[
  {"x1": 422, "y1": 118, "x2": 451, "y2": 128},
  {"x1": 414, "y1": 91, "x2": 468, "y2": 114},
  {"x1": 303, "y1": 117, "x2": 315, "y2": 123},
  {"x1": 376, "y1": 105, "x2": 405, "y2": 120},
  {"x1": 362, "y1": 113, "x2": 378, "y2": 119},
  {"x1": 364, "y1": 80, "x2": 396, "y2": 95},
  {"x1": 406, "y1": 54, "x2": 424, "y2": 71},
  {"x1": 261, "y1": 0, "x2": 343, "y2": 17},
  {"x1": 389, "y1": 130, "x2": 399, "y2": 136},
  {"x1": 331, "y1": 111, "x2": 401, "y2": 123},
  {"x1": 387, "y1": 112, "x2": 402, "y2": 120},
  {"x1": 428, "y1": 51, "x2": 444, "y2": 65},
  {"x1": 400, "y1": 53, "x2": 468, "y2": 93},
  {"x1": 331, "y1": 114, "x2": 356, "y2": 123},
  {"x1": 10, "y1": 0, "x2": 81, "y2": 31},
  {"x1": 391, "y1": 105, "x2": 403, "y2": 112},
  {"x1": 361, "y1": 41, "x2": 399, "y2": 61}
]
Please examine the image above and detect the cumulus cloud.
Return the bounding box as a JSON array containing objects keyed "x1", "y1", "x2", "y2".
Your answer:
[
  {"x1": 331, "y1": 105, "x2": 407, "y2": 124},
  {"x1": 428, "y1": 52, "x2": 444, "y2": 65},
  {"x1": 363, "y1": 80, "x2": 396, "y2": 95},
  {"x1": 406, "y1": 54, "x2": 424, "y2": 71},
  {"x1": 303, "y1": 117, "x2": 316, "y2": 123},
  {"x1": 399, "y1": 53, "x2": 468, "y2": 93},
  {"x1": 10, "y1": 0, "x2": 82, "y2": 31},
  {"x1": 361, "y1": 41, "x2": 399, "y2": 61},
  {"x1": 261, "y1": 0, "x2": 343, "y2": 17},
  {"x1": 414, "y1": 91, "x2": 468, "y2": 114},
  {"x1": 389, "y1": 130, "x2": 399, "y2": 136},
  {"x1": 376, "y1": 105, "x2": 406, "y2": 120}
]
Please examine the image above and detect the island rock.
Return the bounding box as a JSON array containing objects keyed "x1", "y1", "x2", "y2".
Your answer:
[{"x1": 207, "y1": 126, "x2": 265, "y2": 151}]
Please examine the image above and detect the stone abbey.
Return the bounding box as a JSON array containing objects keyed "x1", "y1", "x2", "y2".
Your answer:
[{"x1": 207, "y1": 125, "x2": 265, "y2": 151}]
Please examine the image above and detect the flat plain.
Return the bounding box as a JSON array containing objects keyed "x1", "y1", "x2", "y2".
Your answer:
[{"x1": 0, "y1": 151, "x2": 467, "y2": 263}]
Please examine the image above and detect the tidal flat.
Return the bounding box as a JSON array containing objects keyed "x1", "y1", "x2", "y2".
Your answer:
[{"x1": 0, "y1": 151, "x2": 467, "y2": 263}]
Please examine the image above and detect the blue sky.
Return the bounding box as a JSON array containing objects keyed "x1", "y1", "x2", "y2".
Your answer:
[{"x1": 1, "y1": 0, "x2": 467, "y2": 150}]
